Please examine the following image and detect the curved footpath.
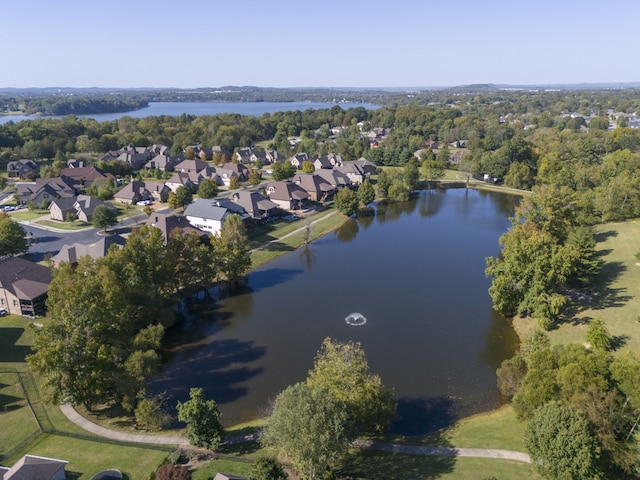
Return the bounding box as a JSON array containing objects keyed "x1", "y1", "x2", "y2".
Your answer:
[{"x1": 60, "y1": 405, "x2": 530, "y2": 463}]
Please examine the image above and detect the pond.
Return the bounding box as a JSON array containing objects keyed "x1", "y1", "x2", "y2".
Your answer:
[{"x1": 149, "y1": 188, "x2": 521, "y2": 434}]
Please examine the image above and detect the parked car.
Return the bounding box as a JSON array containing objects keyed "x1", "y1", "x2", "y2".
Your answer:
[
  {"x1": 136, "y1": 200, "x2": 152, "y2": 206},
  {"x1": 0, "y1": 308, "x2": 8, "y2": 317},
  {"x1": 3, "y1": 205, "x2": 15, "y2": 211}
]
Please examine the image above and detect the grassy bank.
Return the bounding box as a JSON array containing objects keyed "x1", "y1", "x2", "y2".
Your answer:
[{"x1": 513, "y1": 219, "x2": 640, "y2": 353}]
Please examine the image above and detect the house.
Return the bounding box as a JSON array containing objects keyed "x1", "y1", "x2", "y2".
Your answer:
[
  {"x1": 221, "y1": 162, "x2": 249, "y2": 182},
  {"x1": 354, "y1": 157, "x2": 377, "y2": 175},
  {"x1": 16, "y1": 177, "x2": 76, "y2": 207},
  {"x1": 146, "y1": 212, "x2": 206, "y2": 243},
  {"x1": 229, "y1": 190, "x2": 278, "y2": 220},
  {"x1": 292, "y1": 173, "x2": 334, "y2": 201},
  {"x1": 289, "y1": 153, "x2": 310, "y2": 169},
  {"x1": 335, "y1": 162, "x2": 366, "y2": 185},
  {"x1": 213, "y1": 474, "x2": 246, "y2": 480},
  {"x1": 214, "y1": 167, "x2": 239, "y2": 187},
  {"x1": 65, "y1": 159, "x2": 85, "y2": 169},
  {"x1": 313, "y1": 156, "x2": 333, "y2": 170},
  {"x1": 314, "y1": 168, "x2": 351, "y2": 189},
  {"x1": 184, "y1": 198, "x2": 248, "y2": 235},
  {"x1": 450, "y1": 150, "x2": 469, "y2": 165},
  {"x1": 0, "y1": 256, "x2": 52, "y2": 316},
  {"x1": 145, "y1": 154, "x2": 184, "y2": 172},
  {"x1": 51, "y1": 235, "x2": 127, "y2": 268},
  {"x1": 113, "y1": 181, "x2": 153, "y2": 204},
  {"x1": 0, "y1": 454, "x2": 67, "y2": 480},
  {"x1": 265, "y1": 181, "x2": 309, "y2": 211},
  {"x1": 7, "y1": 159, "x2": 40, "y2": 179},
  {"x1": 59, "y1": 166, "x2": 114, "y2": 189},
  {"x1": 144, "y1": 181, "x2": 171, "y2": 202},
  {"x1": 116, "y1": 151, "x2": 150, "y2": 170},
  {"x1": 264, "y1": 150, "x2": 286, "y2": 164},
  {"x1": 174, "y1": 159, "x2": 208, "y2": 174},
  {"x1": 165, "y1": 172, "x2": 197, "y2": 193},
  {"x1": 425, "y1": 140, "x2": 439, "y2": 150},
  {"x1": 73, "y1": 195, "x2": 117, "y2": 223},
  {"x1": 198, "y1": 145, "x2": 232, "y2": 161},
  {"x1": 48, "y1": 196, "x2": 78, "y2": 222}
]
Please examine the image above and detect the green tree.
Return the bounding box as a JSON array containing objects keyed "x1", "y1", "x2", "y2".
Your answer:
[
  {"x1": 92, "y1": 204, "x2": 118, "y2": 233},
  {"x1": 496, "y1": 355, "x2": 527, "y2": 399},
  {"x1": 198, "y1": 178, "x2": 219, "y2": 199},
  {"x1": 584, "y1": 318, "x2": 612, "y2": 351},
  {"x1": 271, "y1": 160, "x2": 296, "y2": 181},
  {"x1": 420, "y1": 157, "x2": 445, "y2": 188},
  {"x1": 249, "y1": 457, "x2": 288, "y2": 480},
  {"x1": 403, "y1": 160, "x2": 419, "y2": 190},
  {"x1": 301, "y1": 160, "x2": 315, "y2": 173},
  {"x1": 261, "y1": 382, "x2": 355, "y2": 480},
  {"x1": 211, "y1": 213, "x2": 251, "y2": 286},
  {"x1": 229, "y1": 175, "x2": 240, "y2": 189},
  {"x1": 388, "y1": 178, "x2": 410, "y2": 202},
  {"x1": 334, "y1": 187, "x2": 359, "y2": 216},
  {"x1": 375, "y1": 169, "x2": 392, "y2": 198},
  {"x1": 306, "y1": 337, "x2": 396, "y2": 434},
  {"x1": 0, "y1": 212, "x2": 28, "y2": 256},
  {"x1": 524, "y1": 401, "x2": 602, "y2": 480},
  {"x1": 135, "y1": 394, "x2": 171, "y2": 431},
  {"x1": 176, "y1": 387, "x2": 224, "y2": 450},
  {"x1": 169, "y1": 186, "x2": 193, "y2": 209},
  {"x1": 565, "y1": 227, "x2": 601, "y2": 287},
  {"x1": 357, "y1": 178, "x2": 375, "y2": 206},
  {"x1": 248, "y1": 168, "x2": 262, "y2": 186}
]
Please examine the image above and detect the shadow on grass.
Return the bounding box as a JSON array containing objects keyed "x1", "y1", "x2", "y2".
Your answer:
[
  {"x1": 219, "y1": 439, "x2": 261, "y2": 456},
  {"x1": 0, "y1": 328, "x2": 32, "y2": 363},
  {"x1": 594, "y1": 230, "x2": 618, "y2": 243},
  {"x1": 343, "y1": 425, "x2": 457, "y2": 480},
  {"x1": 611, "y1": 334, "x2": 629, "y2": 351}
]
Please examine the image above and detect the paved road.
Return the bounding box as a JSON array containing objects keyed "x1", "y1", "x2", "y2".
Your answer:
[{"x1": 59, "y1": 405, "x2": 530, "y2": 462}]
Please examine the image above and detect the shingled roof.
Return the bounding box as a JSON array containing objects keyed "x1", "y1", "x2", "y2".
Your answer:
[{"x1": 0, "y1": 257, "x2": 52, "y2": 301}]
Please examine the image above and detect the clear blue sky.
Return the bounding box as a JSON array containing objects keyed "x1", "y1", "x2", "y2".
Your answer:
[{"x1": 2, "y1": 0, "x2": 639, "y2": 89}]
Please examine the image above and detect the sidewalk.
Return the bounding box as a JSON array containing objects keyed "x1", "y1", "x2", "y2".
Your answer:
[{"x1": 60, "y1": 405, "x2": 530, "y2": 462}]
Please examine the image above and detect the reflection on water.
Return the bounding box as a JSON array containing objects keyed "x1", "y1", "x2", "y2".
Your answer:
[{"x1": 150, "y1": 188, "x2": 522, "y2": 431}]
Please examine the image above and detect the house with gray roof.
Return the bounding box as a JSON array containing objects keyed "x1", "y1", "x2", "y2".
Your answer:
[
  {"x1": 265, "y1": 181, "x2": 309, "y2": 211},
  {"x1": 16, "y1": 177, "x2": 76, "y2": 207},
  {"x1": 314, "y1": 168, "x2": 351, "y2": 189},
  {"x1": 48, "y1": 196, "x2": 78, "y2": 222},
  {"x1": 289, "y1": 153, "x2": 310, "y2": 169},
  {"x1": 335, "y1": 162, "x2": 366, "y2": 185},
  {"x1": 174, "y1": 159, "x2": 208, "y2": 174},
  {"x1": 73, "y1": 195, "x2": 117, "y2": 223},
  {"x1": 7, "y1": 159, "x2": 39, "y2": 179},
  {"x1": 184, "y1": 198, "x2": 249, "y2": 235},
  {"x1": 59, "y1": 166, "x2": 114, "y2": 189},
  {"x1": 0, "y1": 454, "x2": 67, "y2": 480},
  {"x1": 145, "y1": 154, "x2": 184, "y2": 172},
  {"x1": 51, "y1": 235, "x2": 127, "y2": 268},
  {"x1": 113, "y1": 181, "x2": 153, "y2": 204},
  {"x1": 0, "y1": 257, "x2": 52, "y2": 316}
]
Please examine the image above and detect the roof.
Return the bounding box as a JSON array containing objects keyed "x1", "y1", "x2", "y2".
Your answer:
[
  {"x1": 292, "y1": 173, "x2": 334, "y2": 193},
  {"x1": 1, "y1": 454, "x2": 67, "y2": 480},
  {"x1": 174, "y1": 159, "x2": 208, "y2": 173},
  {"x1": 230, "y1": 191, "x2": 278, "y2": 215},
  {"x1": 74, "y1": 195, "x2": 115, "y2": 217},
  {"x1": 51, "y1": 235, "x2": 127, "y2": 266},
  {"x1": 0, "y1": 257, "x2": 52, "y2": 300},
  {"x1": 49, "y1": 196, "x2": 78, "y2": 212},
  {"x1": 266, "y1": 181, "x2": 309, "y2": 201},
  {"x1": 184, "y1": 199, "x2": 232, "y2": 222},
  {"x1": 146, "y1": 213, "x2": 205, "y2": 242},
  {"x1": 59, "y1": 166, "x2": 113, "y2": 183}
]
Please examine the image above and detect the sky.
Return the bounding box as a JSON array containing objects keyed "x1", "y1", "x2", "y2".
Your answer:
[{"x1": 2, "y1": 0, "x2": 640, "y2": 89}]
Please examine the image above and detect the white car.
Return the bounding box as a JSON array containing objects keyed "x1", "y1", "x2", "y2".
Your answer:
[{"x1": 136, "y1": 200, "x2": 152, "y2": 206}]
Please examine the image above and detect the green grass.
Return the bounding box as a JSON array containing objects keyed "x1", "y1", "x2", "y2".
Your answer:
[
  {"x1": 10, "y1": 209, "x2": 49, "y2": 221},
  {"x1": 36, "y1": 220, "x2": 92, "y2": 231},
  {"x1": 0, "y1": 372, "x2": 41, "y2": 460},
  {"x1": 548, "y1": 220, "x2": 640, "y2": 352},
  {"x1": 343, "y1": 450, "x2": 540, "y2": 480},
  {"x1": 0, "y1": 315, "x2": 36, "y2": 371}
]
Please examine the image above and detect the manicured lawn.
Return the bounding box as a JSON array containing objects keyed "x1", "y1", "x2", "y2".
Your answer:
[
  {"x1": 10, "y1": 209, "x2": 49, "y2": 221},
  {"x1": 8, "y1": 433, "x2": 169, "y2": 480},
  {"x1": 0, "y1": 372, "x2": 41, "y2": 460},
  {"x1": 0, "y1": 315, "x2": 36, "y2": 371},
  {"x1": 515, "y1": 220, "x2": 640, "y2": 354},
  {"x1": 36, "y1": 220, "x2": 92, "y2": 231},
  {"x1": 343, "y1": 450, "x2": 540, "y2": 480}
]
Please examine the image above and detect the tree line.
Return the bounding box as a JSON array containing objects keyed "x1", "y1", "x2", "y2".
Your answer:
[{"x1": 27, "y1": 216, "x2": 251, "y2": 412}]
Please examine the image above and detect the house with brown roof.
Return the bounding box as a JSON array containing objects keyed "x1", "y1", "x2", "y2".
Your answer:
[
  {"x1": 145, "y1": 154, "x2": 184, "y2": 172},
  {"x1": 229, "y1": 191, "x2": 278, "y2": 220},
  {"x1": 0, "y1": 454, "x2": 67, "y2": 480},
  {"x1": 292, "y1": 173, "x2": 334, "y2": 202},
  {"x1": 0, "y1": 257, "x2": 52, "y2": 316},
  {"x1": 59, "y1": 166, "x2": 114, "y2": 189},
  {"x1": 174, "y1": 159, "x2": 208, "y2": 174},
  {"x1": 265, "y1": 181, "x2": 309, "y2": 211},
  {"x1": 221, "y1": 162, "x2": 249, "y2": 181},
  {"x1": 113, "y1": 181, "x2": 153, "y2": 204},
  {"x1": 16, "y1": 177, "x2": 76, "y2": 207},
  {"x1": 144, "y1": 181, "x2": 171, "y2": 202},
  {"x1": 146, "y1": 212, "x2": 206, "y2": 243}
]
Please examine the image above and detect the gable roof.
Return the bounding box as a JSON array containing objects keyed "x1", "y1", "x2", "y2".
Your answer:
[
  {"x1": 0, "y1": 257, "x2": 52, "y2": 301},
  {"x1": 230, "y1": 191, "x2": 278, "y2": 215},
  {"x1": 146, "y1": 213, "x2": 205, "y2": 242},
  {"x1": 59, "y1": 166, "x2": 113, "y2": 184},
  {"x1": 2, "y1": 454, "x2": 67, "y2": 480},
  {"x1": 292, "y1": 173, "x2": 334, "y2": 193},
  {"x1": 266, "y1": 181, "x2": 309, "y2": 201},
  {"x1": 51, "y1": 235, "x2": 127, "y2": 266}
]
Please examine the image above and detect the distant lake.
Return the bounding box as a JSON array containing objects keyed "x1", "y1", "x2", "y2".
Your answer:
[
  {"x1": 149, "y1": 189, "x2": 522, "y2": 434},
  {"x1": 0, "y1": 101, "x2": 379, "y2": 124}
]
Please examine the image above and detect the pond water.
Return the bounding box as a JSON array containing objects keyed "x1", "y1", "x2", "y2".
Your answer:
[
  {"x1": 0, "y1": 101, "x2": 379, "y2": 124},
  {"x1": 149, "y1": 188, "x2": 521, "y2": 434}
]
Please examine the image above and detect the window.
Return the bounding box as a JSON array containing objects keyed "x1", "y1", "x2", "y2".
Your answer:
[{"x1": 13, "y1": 300, "x2": 18, "y2": 306}]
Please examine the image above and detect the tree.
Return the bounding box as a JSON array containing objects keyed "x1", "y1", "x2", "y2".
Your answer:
[
  {"x1": 565, "y1": 226, "x2": 601, "y2": 287},
  {"x1": 403, "y1": 160, "x2": 419, "y2": 190},
  {"x1": 248, "y1": 168, "x2": 262, "y2": 186},
  {"x1": 176, "y1": 387, "x2": 224, "y2": 450},
  {"x1": 261, "y1": 382, "x2": 355, "y2": 480},
  {"x1": 334, "y1": 187, "x2": 359, "y2": 216},
  {"x1": 496, "y1": 355, "x2": 527, "y2": 399},
  {"x1": 388, "y1": 178, "x2": 410, "y2": 202},
  {"x1": 306, "y1": 337, "x2": 396, "y2": 434},
  {"x1": 584, "y1": 318, "x2": 612, "y2": 351},
  {"x1": 169, "y1": 186, "x2": 193, "y2": 209},
  {"x1": 198, "y1": 178, "x2": 218, "y2": 199},
  {"x1": 524, "y1": 402, "x2": 602, "y2": 480},
  {"x1": 249, "y1": 457, "x2": 288, "y2": 480},
  {"x1": 0, "y1": 212, "x2": 28, "y2": 256},
  {"x1": 229, "y1": 175, "x2": 240, "y2": 189},
  {"x1": 272, "y1": 160, "x2": 296, "y2": 181},
  {"x1": 420, "y1": 157, "x2": 445, "y2": 188},
  {"x1": 357, "y1": 178, "x2": 375, "y2": 206},
  {"x1": 92, "y1": 204, "x2": 118, "y2": 233},
  {"x1": 301, "y1": 160, "x2": 315, "y2": 173},
  {"x1": 135, "y1": 394, "x2": 171, "y2": 431},
  {"x1": 211, "y1": 213, "x2": 251, "y2": 286}
]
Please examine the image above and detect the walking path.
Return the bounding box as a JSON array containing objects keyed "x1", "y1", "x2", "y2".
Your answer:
[{"x1": 60, "y1": 404, "x2": 530, "y2": 463}]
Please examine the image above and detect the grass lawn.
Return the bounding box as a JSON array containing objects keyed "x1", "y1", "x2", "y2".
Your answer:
[
  {"x1": 343, "y1": 450, "x2": 540, "y2": 480},
  {"x1": 0, "y1": 372, "x2": 41, "y2": 460},
  {"x1": 8, "y1": 433, "x2": 170, "y2": 480},
  {"x1": 0, "y1": 315, "x2": 36, "y2": 371},
  {"x1": 514, "y1": 219, "x2": 640, "y2": 353},
  {"x1": 10, "y1": 209, "x2": 49, "y2": 221},
  {"x1": 36, "y1": 220, "x2": 92, "y2": 231}
]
